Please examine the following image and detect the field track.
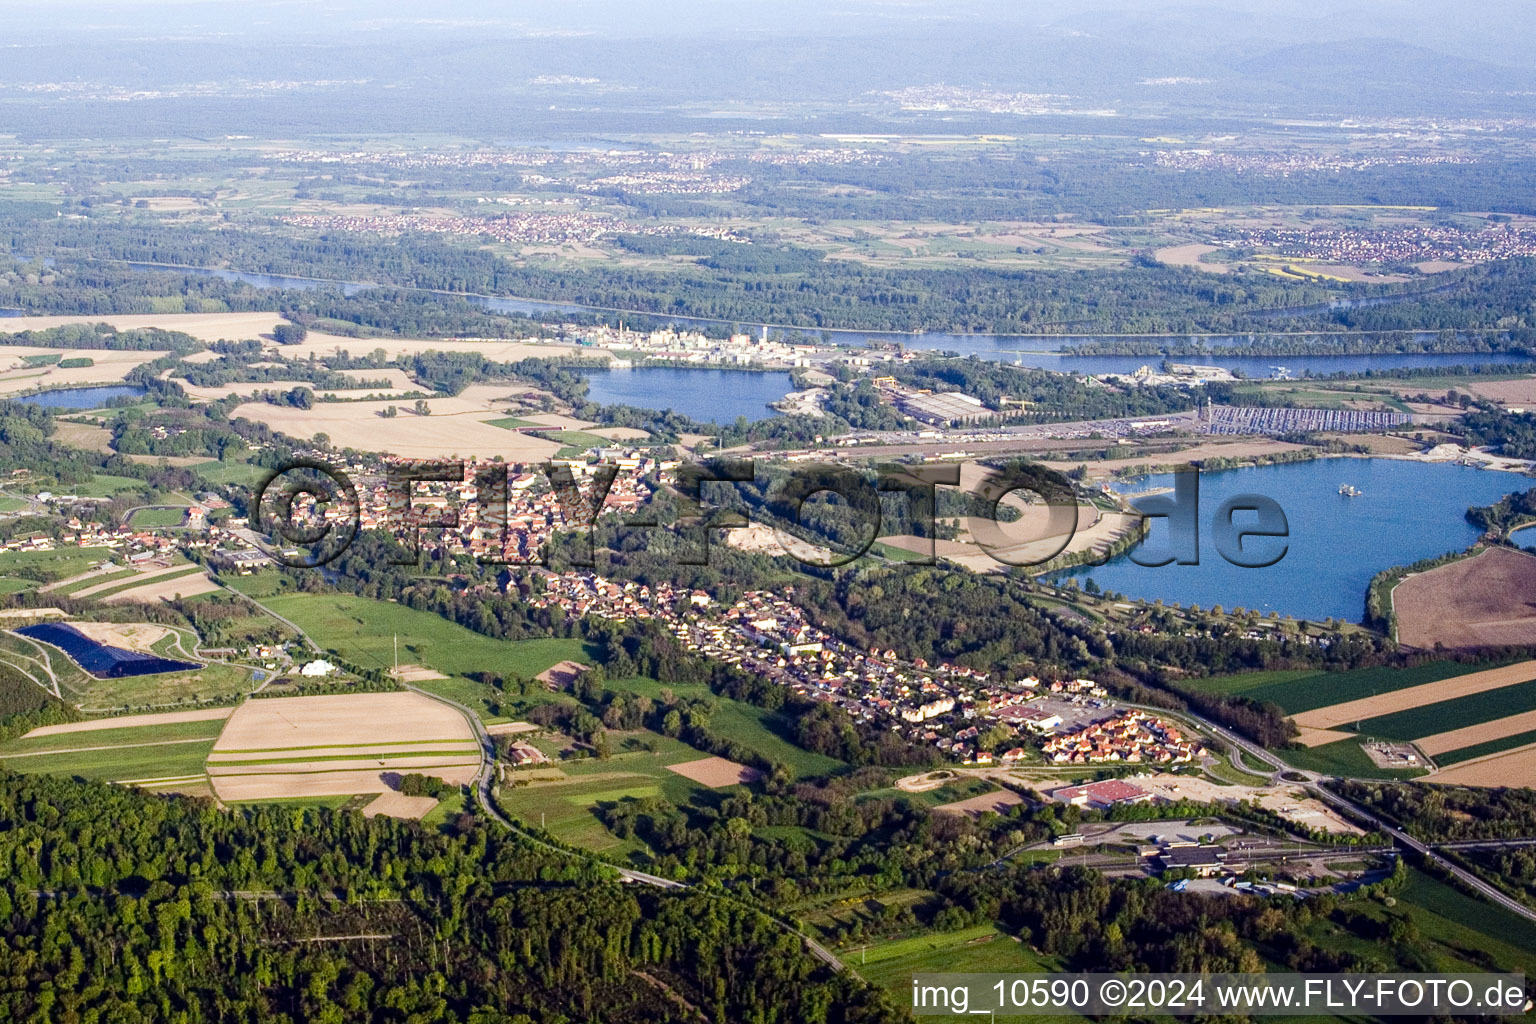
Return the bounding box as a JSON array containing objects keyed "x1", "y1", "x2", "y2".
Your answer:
[{"x1": 1291, "y1": 661, "x2": 1536, "y2": 730}]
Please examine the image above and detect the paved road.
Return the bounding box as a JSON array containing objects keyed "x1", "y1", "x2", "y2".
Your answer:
[
  {"x1": 1123, "y1": 699, "x2": 1536, "y2": 923},
  {"x1": 231, "y1": 592, "x2": 1532, "y2": 942},
  {"x1": 1434, "y1": 837, "x2": 1536, "y2": 852},
  {"x1": 236, "y1": 587, "x2": 843, "y2": 967},
  {"x1": 404, "y1": 680, "x2": 844, "y2": 969}
]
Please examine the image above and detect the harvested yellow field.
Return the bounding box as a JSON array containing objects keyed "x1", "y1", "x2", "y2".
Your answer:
[
  {"x1": 23, "y1": 706, "x2": 232, "y2": 739},
  {"x1": 1394, "y1": 547, "x2": 1536, "y2": 649},
  {"x1": 362, "y1": 792, "x2": 440, "y2": 819},
  {"x1": 211, "y1": 764, "x2": 480, "y2": 801},
  {"x1": 207, "y1": 692, "x2": 481, "y2": 801},
  {"x1": 1295, "y1": 727, "x2": 1359, "y2": 748},
  {"x1": 589, "y1": 426, "x2": 651, "y2": 441},
  {"x1": 392, "y1": 664, "x2": 448, "y2": 682},
  {"x1": 180, "y1": 368, "x2": 425, "y2": 403},
  {"x1": 228, "y1": 395, "x2": 564, "y2": 459},
  {"x1": 1425, "y1": 742, "x2": 1536, "y2": 788},
  {"x1": 208, "y1": 755, "x2": 481, "y2": 776},
  {"x1": 206, "y1": 741, "x2": 479, "y2": 763},
  {"x1": 1467, "y1": 377, "x2": 1536, "y2": 408},
  {"x1": 1291, "y1": 661, "x2": 1536, "y2": 730},
  {"x1": 276, "y1": 332, "x2": 588, "y2": 362},
  {"x1": 1416, "y1": 709, "x2": 1536, "y2": 757},
  {"x1": 933, "y1": 788, "x2": 1026, "y2": 816},
  {"x1": 0, "y1": 312, "x2": 286, "y2": 342},
  {"x1": 212, "y1": 692, "x2": 472, "y2": 751},
  {"x1": 71, "y1": 563, "x2": 190, "y2": 599},
  {"x1": 485, "y1": 721, "x2": 537, "y2": 736},
  {"x1": 664, "y1": 756, "x2": 762, "y2": 788},
  {"x1": 1153, "y1": 243, "x2": 1227, "y2": 272},
  {"x1": 0, "y1": 347, "x2": 168, "y2": 396},
  {"x1": 103, "y1": 571, "x2": 221, "y2": 604}
]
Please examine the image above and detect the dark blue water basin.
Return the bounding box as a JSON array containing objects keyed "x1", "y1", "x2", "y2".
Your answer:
[{"x1": 16, "y1": 622, "x2": 201, "y2": 678}]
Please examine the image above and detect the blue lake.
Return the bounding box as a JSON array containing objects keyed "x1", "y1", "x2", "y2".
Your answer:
[
  {"x1": 1052, "y1": 459, "x2": 1528, "y2": 623},
  {"x1": 17, "y1": 622, "x2": 200, "y2": 679},
  {"x1": 582, "y1": 367, "x2": 792, "y2": 424},
  {"x1": 17, "y1": 385, "x2": 147, "y2": 409}
]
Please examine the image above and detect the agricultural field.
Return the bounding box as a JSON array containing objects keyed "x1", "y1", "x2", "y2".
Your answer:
[
  {"x1": 1394, "y1": 547, "x2": 1536, "y2": 649},
  {"x1": 0, "y1": 715, "x2": 227, "y2": 785},
  {"x1": 206, "y1": 692, "x2": 482, "y2": 801},
  {"x1": 99, "y1": 567, "x2": 219, "y2": 604},
  {"x1": 546, "y1": 430, "x2": 611, "y2": 451},
  {"x1": 496, "y1": 729, "x2": 721, "y2": 860},
  {"x1": 1290, "y1": 661, "x2": 1536, "y2": 731},
  {"x1": 1354, "y1": 677, "x2": 1536, "y2": 742},
  {"x1": 1176, "y1": 660, "x2": 1505, "y2": 715},
  {"x1": 613, "y1": 674, "x2": 846, "y2": 778},
  {"x1": 258, "y1": 591, "x2": 600, "y2": 686},
  {"x1": 1279, "y1": 738, "x2": 1428, "y2": 780},
  {"x1": 65, "y1": 560, "x2": 192, "y2": 600},
  {"x1": 1264, "y1": 660, "x2": 1536, "y2": 783},
  {"x1": 0, "y1": 546, "x2": 116, "y2": 583},
  {"x1": 70, "y1": 474, "x2": 151, "y2": 498},
  {"x1": 1426, "y1": 743, "x2": 1536, "y2": 787},
  {"x1": 46, "y1": 566, "x2": 139, "y2": 596},
  {"x1": 226, "y1": 393, "x2": 566, "y2": 460},
  {"x1": 1429, "y1": 727, "x2": 1536, "y2": 766},
  {"x1": 852, "y1": 925, "x2": 1075, "y2": 1024}
]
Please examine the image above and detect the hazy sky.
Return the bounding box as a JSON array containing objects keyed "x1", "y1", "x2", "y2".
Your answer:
[{"x1": 0, "y1": 0, "x2": 1528, "y2": 51}]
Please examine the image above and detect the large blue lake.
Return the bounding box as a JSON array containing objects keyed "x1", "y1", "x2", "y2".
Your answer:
[
  {"x1": 582, "y1": 367, "x2": 792, "y2": 424},
  {"x1": 17, "y1": 385, "x2": 147, "y2": 409},
  {"x1": 1053, "y1": 459, "x2": 1527, "y2": 623},
  {"x1": 17, "y1": 622, "x2": 200, "y2": 678}
]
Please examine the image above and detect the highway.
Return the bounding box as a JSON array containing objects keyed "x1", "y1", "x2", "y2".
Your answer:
[{"x1": 1149, "y1": 700, "x2": 1536, "y2": 925}]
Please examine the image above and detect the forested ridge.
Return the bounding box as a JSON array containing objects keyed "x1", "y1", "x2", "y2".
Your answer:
[{"x1": 0, "y1": 772, "x2": 900, "y2": 1023}]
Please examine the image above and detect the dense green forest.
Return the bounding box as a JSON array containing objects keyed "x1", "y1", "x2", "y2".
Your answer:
[
  {"x1": 1459, "y1": 410, "x2": 1536, "y2": 458},
  {"x1": 0, "y1": 772, "x2": 900, "y2": 1023},
  {"x1": 0, "y1": 215, "x2": 1377, "y2": 334},
  {"x1": 1467, "y1": 486, "x2": 1536, "y2": 534}
]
